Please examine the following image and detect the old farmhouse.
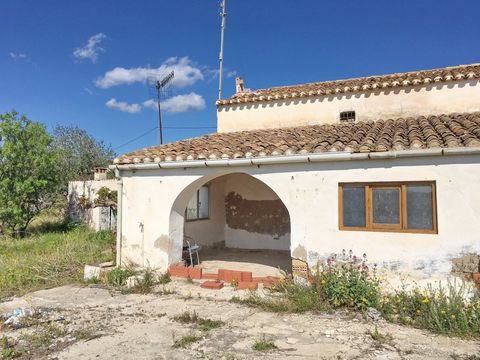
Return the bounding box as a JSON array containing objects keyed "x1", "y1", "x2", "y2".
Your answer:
[{"x1": 111, "y1": 63, "x2": 480, "y2": 283}]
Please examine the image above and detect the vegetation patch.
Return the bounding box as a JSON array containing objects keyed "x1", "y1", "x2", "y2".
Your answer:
[
  {"x1": 0, "y1": 226, "x2": 114, "y2": 300},
  {"x1": 107, "y1": 268, "x2": 135, "y2": 287},
  {"x1": 1, "y1": 336, "x2": 15, "y2": 360},
  {"x1": 157, "y1": 271, "x2": 171, "y2": 285},
  {"x1": 252, "y1": 338, "x2": 277, "y2": 352},
  {"x1": 172, "y1": 310, "x2": 224, "y2": 331},
  {"x1": 172, "y1": 334, "x2": 202, "y2": 349},
  {"x1": 369, "y1": 326, "x2": 394, "y2": 348},
  {"x1": 379, "y1": 282, "x2": 480, "y2": 338},
  {"x1": 237, "y1": 250, "x2": 480, "y2": 338}
]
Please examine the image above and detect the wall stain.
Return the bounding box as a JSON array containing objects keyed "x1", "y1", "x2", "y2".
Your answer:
[
  {"x1": 225, "y1": 192, "x2": 290, "y2": 236},
  {"x1": 154, "y1": 235, "x2": 170, "y2": 252}
]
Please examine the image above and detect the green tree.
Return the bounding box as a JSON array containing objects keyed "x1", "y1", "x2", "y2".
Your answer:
[
  {"x1": 0, "y1": 111, "x2": 61, "y2": 236},
  {"x1": 52, "y1": 125, "x2": 115, "y2": 185}
]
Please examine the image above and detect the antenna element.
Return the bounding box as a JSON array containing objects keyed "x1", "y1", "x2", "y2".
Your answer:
[
  {"x1": 154, "y1": 71, "x2": 174, "y2": 144},
  {"x1": 218, "y1": 0, "x2": 227, "y2": 100}
]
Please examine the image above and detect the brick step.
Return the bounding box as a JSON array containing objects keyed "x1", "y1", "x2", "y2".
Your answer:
[
  {"x1": 169, "y1": 265, "x2": 282, "y2": 290},
  {"x1": 201, "y1": 281, "x2": 224, "y2": 290},
  {"x1": 236, "y1": 281, "x2": 258, "y2": 290}
]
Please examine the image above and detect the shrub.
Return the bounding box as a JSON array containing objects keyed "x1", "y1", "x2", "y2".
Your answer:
[
  {"x1": 237, "y1": 280, "x2": 328, "y2": 313},
  {"x1": 252, "y1": 337, "x2": 277, "y2": 352},
  {"x1": 380, "y1": 281, "x2": 480, "y2": 337},
  {"x1": 158, "y1": 271, "x2": 171, "y2": 285},
  {"x1": 314, "y1": 250, "x2": 381, "y2": 310},
  {"x1": 107, "y1": 268, "x2": 134, "y2": 287}
]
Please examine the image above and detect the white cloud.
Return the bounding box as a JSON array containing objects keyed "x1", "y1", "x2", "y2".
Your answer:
[
  {"x1": 143, "y1": 92, "x2": 206, "y2": 114},
  {"x1": 205, "y1": 68, "x2": 237, "y2": 81},
  {"x1": 106, "y1": 98, "x2": 141, "y2": 113},
  {"x1": 73, "y1": 33, "x2": 106, "y2": 63},
  {"x1": 9, "y1": 52, "x2": 35, "y2": 65},
  {"x1": 9, "y1": 52, "x2": 28, "y2": 60},
  {"x1": 95, "y1": 57, "x2": 203, "y2": 89}
]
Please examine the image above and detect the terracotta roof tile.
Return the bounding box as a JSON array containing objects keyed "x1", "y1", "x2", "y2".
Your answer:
[
  {"x1": 114, "y1": 112, "x2": 480, "y2": 165},
  {"x1": 216, "y1": 64, "x2": 480, "y2": 106}
]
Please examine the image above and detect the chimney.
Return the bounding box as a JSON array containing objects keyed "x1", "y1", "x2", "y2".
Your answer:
[
  {"x1": 235, "y1": 77, "x2": 245, "y2": 93},
  {"x1": 93, "y1": 167, "x2": 109, "y2": 181}
]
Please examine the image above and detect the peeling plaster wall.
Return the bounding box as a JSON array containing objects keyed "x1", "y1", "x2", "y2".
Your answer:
[
  {"x1": 223, "y1": 173, "x2": 290, "y2": 250},
  {"x1": 118, "y1": 154, "x2": 480, "y2": 284},
  {"x1": 217, "y1": 80, "x2": 480, "y2": 132}
]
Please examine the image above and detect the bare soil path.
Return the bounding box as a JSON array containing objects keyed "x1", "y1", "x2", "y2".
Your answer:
[{"x1": 1, "y1": 280, "x2": 479, "y2": 359}]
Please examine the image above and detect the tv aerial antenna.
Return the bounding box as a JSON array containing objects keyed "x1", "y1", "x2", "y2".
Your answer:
[
  {"x1": 147, "y1": 70, "x2": 174, "y2": 144},
  {"x1": 218, "y1": 0, "x2": 226, "y2": 100}
]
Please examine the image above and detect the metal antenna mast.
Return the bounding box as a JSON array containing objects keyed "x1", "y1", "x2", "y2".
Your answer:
[
  {"x1": 218, "y1": 0, "x2": 226, "y2": 100},
  {"x1": 154, "y1": 71, "x2": 174, "y2": 144}
]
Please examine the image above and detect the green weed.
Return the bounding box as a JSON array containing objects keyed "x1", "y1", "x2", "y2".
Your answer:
[
  {"x1": 107, "y1": 268, "x2": 134, "y2": 287},
  {"x1": 380, "y1": 281, "x2": 480, "y2": 337},
  {"x1": 0, "y1": 226, "x2": 115, "y2": 300},
  {"x1": 1, "y1": 336, "x2": 15, "y2": 360},
  {"x1": 172, "y1": 334, "x2": 202, "y2": 348},
  {"x1": 369, "y1": 325, "x2": 394, "y2": 347},
  {"x1": 172, "y1": 310, "x2": 223, "y2": 331},
  {"x1": 252, "y1": 337, "x2": 277, "y2": 352}
]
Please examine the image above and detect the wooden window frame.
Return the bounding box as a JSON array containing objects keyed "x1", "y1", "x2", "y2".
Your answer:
[
  {"x1": 185, "y1": 185, "x2": 210, "y2": 222},
  {"x1": 338, "y1": 181, "x2": 437, "y2": 234}
]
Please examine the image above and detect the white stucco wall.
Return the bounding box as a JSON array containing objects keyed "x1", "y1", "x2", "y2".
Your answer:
[
  {"x1": 118, "y1": 154, "x2": 480, "y2": 283},
  {"x1": 68, "y1": 179, "x2": 117, "y2": 231},
  {"x1": 217, "y1": 80, "x2": 480, "y2": 132}
]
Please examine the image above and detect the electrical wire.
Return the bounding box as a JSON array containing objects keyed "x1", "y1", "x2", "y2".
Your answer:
[
  {"x1": 113, "y1": 126, "x2": 159, "y2": 150},
  {"x1": 113, "y1": 125, "x2": 216, "y2": 151}
]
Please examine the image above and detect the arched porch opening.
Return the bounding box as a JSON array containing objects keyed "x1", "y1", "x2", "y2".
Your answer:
[{"x1": 169, "y1": 172, "x2": 292, "y2": 277}]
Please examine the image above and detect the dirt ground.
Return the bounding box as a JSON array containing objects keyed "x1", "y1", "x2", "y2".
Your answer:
[{"x1": 1, "y1": 280, "x2": 479, "y2": 360}]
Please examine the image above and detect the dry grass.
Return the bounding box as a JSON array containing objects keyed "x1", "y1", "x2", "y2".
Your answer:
[{"x1": 0, "y1": 224, "x2": 114, "y2": 300}]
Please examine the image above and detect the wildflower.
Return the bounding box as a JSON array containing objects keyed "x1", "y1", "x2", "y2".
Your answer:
[
  {"x1": 416, "y1": 310, "x2": 421, "y2": 314},
  {"x1": 451, "y1": 315, "x2": 455, "y2": 320},
  {"x1": 441, "y1": 310, "x2": 446, "y2": 314},
  {"x1": 321, "y1": 280, "x2": 326, "y2": 285},
  {"x1": 421, "y1": 298, "x2": 429, "y2": 304}
]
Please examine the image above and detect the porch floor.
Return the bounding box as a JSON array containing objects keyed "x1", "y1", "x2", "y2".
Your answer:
[{"x1": 198, "y1": 247, "x2": 291, "y2": 278}]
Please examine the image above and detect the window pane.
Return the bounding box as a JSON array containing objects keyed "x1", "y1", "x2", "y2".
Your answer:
[
  {"x1": 407, "y1": 185, "x2": 433, "y2": 229},
  {"x1": 186, "y1": 193, "x2": 198, "y2": 220},
  {"x1": 198, "y1": 186, "x2": 209, "y2": 219},
  {"x1": 342, "y1": 186, "x2": 366, "y2": 227},
  {"x1": 372, "y1": 187, "x2": 400, "y2": 224}
]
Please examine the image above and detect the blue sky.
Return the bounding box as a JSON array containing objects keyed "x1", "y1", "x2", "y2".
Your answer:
[{"x1": 1, "y1": 0, "x2": 479, "y2": 155}]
